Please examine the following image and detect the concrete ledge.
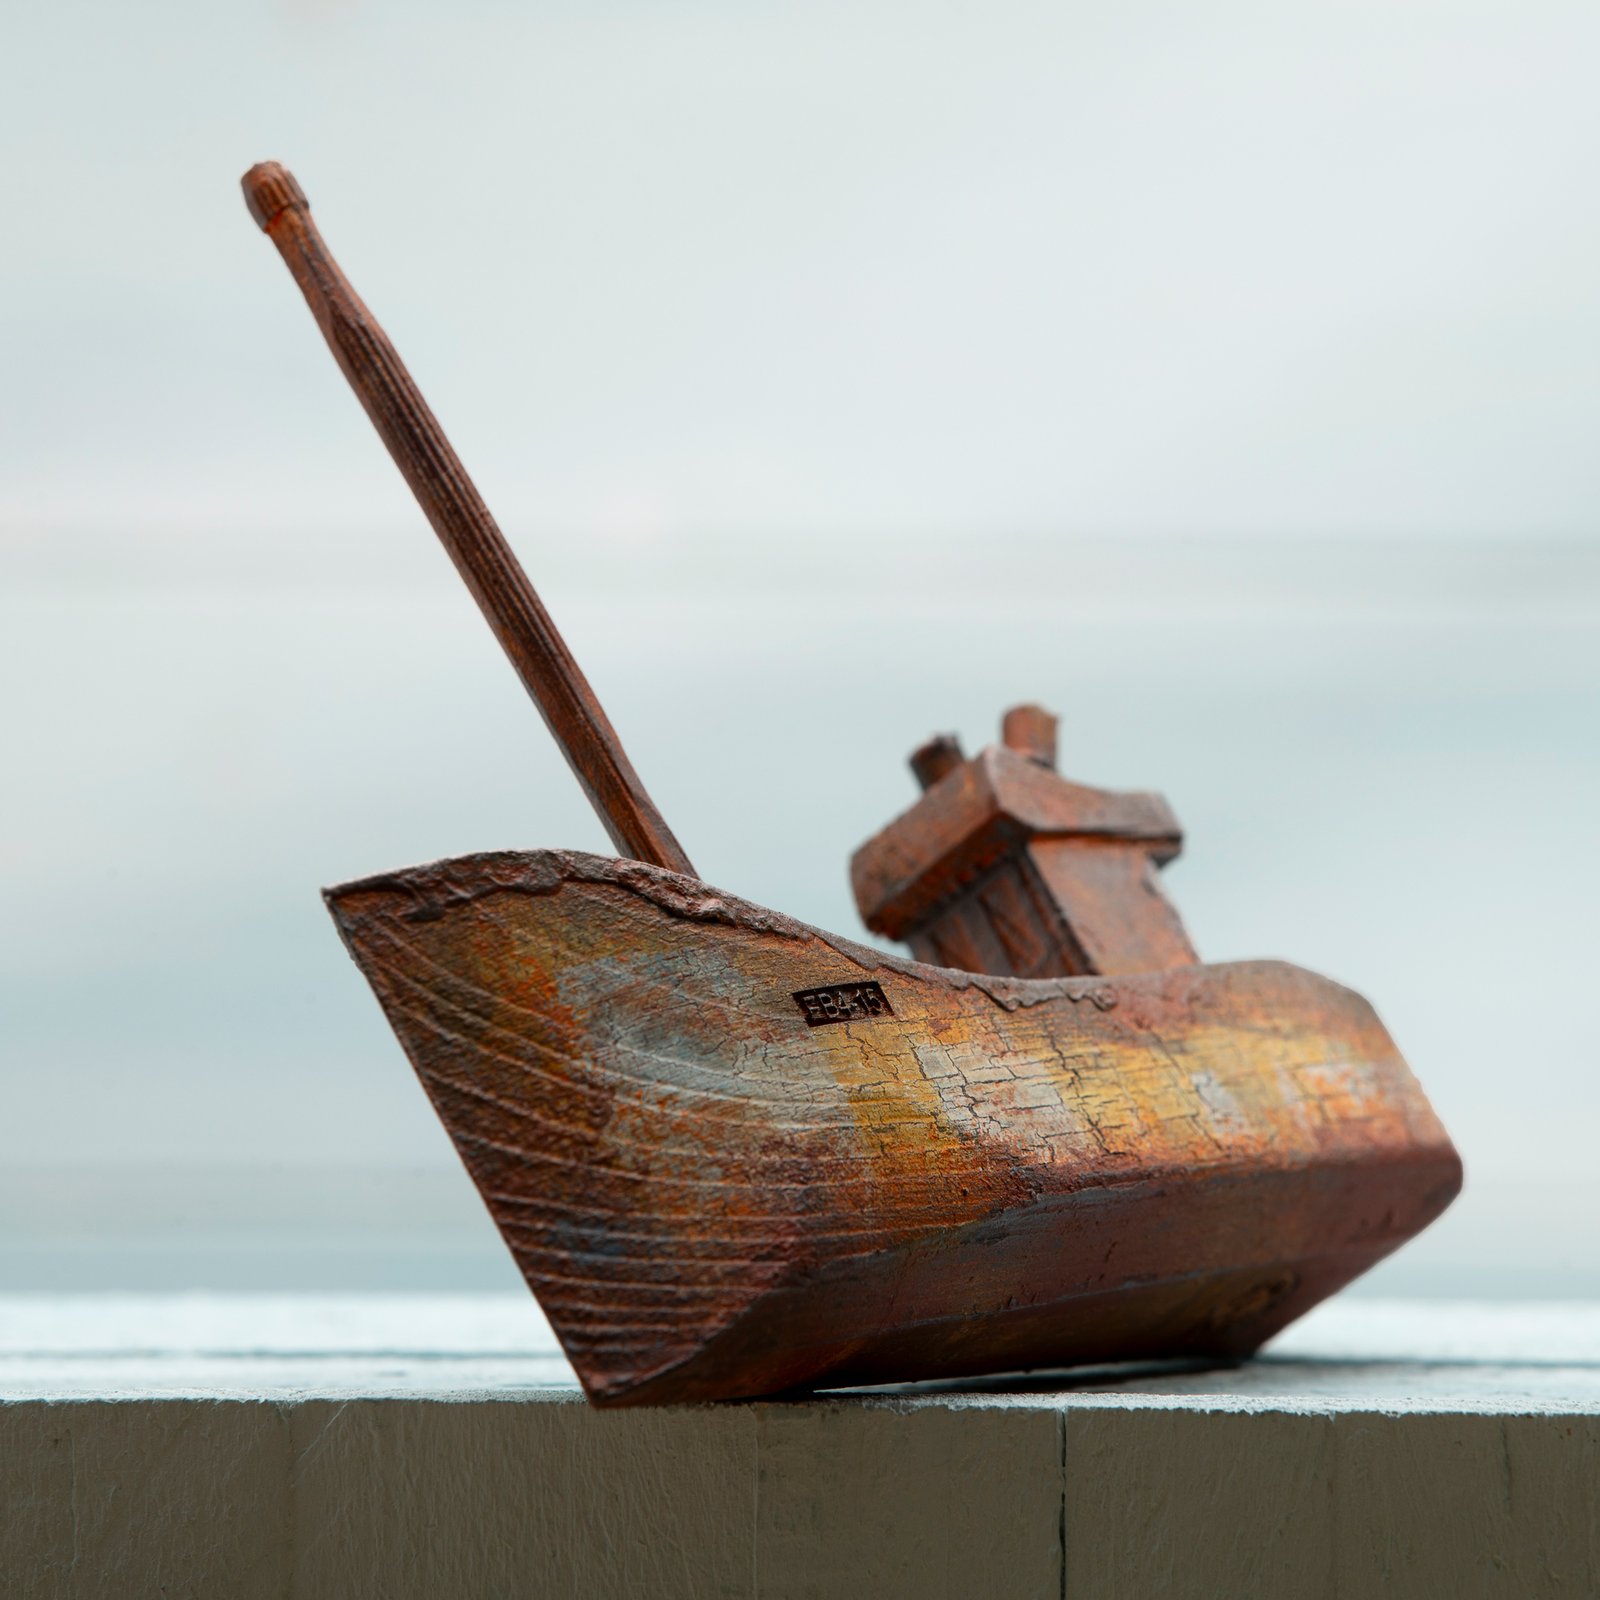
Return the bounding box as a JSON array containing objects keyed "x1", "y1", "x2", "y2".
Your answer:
[{"x1": 4, "y1": 1297, "x2": 1597, "y2": 1598}]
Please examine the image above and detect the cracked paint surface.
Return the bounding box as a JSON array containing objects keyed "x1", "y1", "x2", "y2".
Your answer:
[{"x1": 326, "y1": 850, "x2": 1460, "y2": 1405}]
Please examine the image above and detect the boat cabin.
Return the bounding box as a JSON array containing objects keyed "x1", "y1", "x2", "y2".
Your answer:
[{"x1": 851, "y1": 705, "x2": 1198, "y2": 979}]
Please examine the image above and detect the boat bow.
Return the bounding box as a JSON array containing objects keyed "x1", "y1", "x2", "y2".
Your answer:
[{"x1": 326, "y1": 849, "x2": 1460, "y2": 1405}]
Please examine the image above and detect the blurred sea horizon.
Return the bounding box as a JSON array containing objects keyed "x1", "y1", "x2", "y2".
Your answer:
[
  {"x1": 4, "y1": 528, "x2": 1595, "y2": 1298},
  {"x1": 4, "y1": 1158, "x2": 1597, "y2": 1299}
]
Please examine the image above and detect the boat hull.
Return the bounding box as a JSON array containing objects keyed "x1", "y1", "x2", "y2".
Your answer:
[{"x1": 326, "y1": 850, "x2": 1460, "y2": 1405}]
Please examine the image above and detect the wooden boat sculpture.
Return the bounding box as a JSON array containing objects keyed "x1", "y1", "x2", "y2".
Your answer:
[{"x1": 244, "y1": 163, "x2": 1461, "y2": 1407}]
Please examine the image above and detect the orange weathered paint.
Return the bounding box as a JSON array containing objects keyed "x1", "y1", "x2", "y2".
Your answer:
[{"x1": 328, "y1": 851, "x2": 1461, "y2": 1407}]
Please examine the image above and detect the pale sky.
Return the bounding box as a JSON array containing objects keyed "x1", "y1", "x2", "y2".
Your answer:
[
  {"x1": 3, "y1": 0, "x2": 1597, "y2": 1294},
  {"x1": 4, "y1": 0, "x2": 1600, "y2": 542}
]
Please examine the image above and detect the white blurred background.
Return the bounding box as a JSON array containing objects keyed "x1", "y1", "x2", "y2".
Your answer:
[{"x1": 3, "y1": 0, "x2": 1596, "y2": 1296}]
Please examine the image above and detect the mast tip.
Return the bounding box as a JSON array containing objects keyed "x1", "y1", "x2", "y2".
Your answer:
[{"x1": 242, "y1": 162, "x2": 308, "y2": 231}]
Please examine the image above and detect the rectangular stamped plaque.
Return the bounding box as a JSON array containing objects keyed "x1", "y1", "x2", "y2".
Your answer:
[{"x1": 793, "y1": 981, "x2": 894, "y2": 1027}]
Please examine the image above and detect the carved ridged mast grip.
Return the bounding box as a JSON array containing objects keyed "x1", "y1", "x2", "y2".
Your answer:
[{"x1": 241, "y1": 161, "x2": 696, "y2": 877}]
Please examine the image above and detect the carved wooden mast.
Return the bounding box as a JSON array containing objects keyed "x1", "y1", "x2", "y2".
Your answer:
[{"x1": 242, "y1": 162, "x2": 695, "y2": 879}]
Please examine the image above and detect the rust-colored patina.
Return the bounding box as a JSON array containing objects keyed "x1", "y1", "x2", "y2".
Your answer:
[
  {"x1": 327, "y1": 851, "x2": 1459, "y2": 1406},
  {"x1": 245, "y1": 161, "x2": 1462, "y2": 1407}
]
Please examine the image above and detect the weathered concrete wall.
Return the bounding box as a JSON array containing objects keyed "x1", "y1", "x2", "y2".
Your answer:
[
  {"x1": 4, "y1": 1297, "x2": 1597, "y2": 1598},
  {"x1": 9, "y1": 1396, "x2": 1600, "y2": 1598}
]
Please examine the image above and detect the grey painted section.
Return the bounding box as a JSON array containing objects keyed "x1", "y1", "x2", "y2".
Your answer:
[
  {"x1": 3, "y1": 1298, "x2": 1597, "y2": 1598},
  {"x1": 1066, "y1": 1409, "x2": 1600, "y2": 1599}
]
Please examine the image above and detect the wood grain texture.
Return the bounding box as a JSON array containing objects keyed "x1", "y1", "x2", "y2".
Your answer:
[
  {"x1": 240, "y1": 161, "x2": 694, "y2": 877},
  {"x1": 325, "y1": 850, "x2": 1460, "y2": 1406}
]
